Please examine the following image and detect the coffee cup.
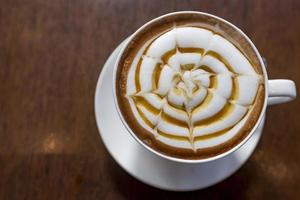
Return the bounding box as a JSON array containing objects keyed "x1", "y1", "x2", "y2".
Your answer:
[{"x1": 112, "y1": 11, "x2": 296, "y2": 163}]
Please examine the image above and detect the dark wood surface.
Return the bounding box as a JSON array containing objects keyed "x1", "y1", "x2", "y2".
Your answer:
[{"x1": 0, "y1": 0, "x2": 299, "y2": 199}]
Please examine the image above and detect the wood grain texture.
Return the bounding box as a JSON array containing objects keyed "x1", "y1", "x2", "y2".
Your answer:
[{"x1": 0, "y1": 0, "x2": 299, "y2": 199}]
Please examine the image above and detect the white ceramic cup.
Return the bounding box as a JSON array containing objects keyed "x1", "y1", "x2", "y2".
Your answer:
[{"x1": 112, "y1": 11, "x2": 297, "y2": 164}]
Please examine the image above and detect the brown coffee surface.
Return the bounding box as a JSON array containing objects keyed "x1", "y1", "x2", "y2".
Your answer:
[{"x1": 116, "y1": 13, "x2": 265, "y2": 160}]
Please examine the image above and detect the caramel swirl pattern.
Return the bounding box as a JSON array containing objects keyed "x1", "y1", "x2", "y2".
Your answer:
[{"x1": 126, "y1": 27, "x2": 262, "y2": 150}]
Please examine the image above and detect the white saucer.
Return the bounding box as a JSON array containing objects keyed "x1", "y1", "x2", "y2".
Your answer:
[{"x1": 94, "y1": 39, "x2": 265, "y2": 191}]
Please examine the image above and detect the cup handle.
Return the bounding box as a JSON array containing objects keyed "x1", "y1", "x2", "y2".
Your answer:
[{"x1": 267, "y1": 79, "x2": 297, "y2": 105}]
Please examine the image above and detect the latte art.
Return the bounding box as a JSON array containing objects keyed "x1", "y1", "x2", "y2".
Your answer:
[{"x1": 125, "y1": 27, "x2": 262, "y2": 151}]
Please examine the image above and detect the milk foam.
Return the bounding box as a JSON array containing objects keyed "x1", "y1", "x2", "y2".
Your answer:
[{"x1": 126, "y1": 27, "x2": 262, "y2": 150}]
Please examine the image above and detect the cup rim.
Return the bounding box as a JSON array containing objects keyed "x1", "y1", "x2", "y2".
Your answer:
[{"x1": 112, "y1": 11, "x2": 269, "y2": 164}]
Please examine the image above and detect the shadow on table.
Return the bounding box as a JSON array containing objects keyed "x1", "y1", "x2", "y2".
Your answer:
[{"x1": 106, "y1": 152, "x2": 280, "y2": 200}]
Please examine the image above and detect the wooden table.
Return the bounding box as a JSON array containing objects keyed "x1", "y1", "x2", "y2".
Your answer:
[{"x1": 0, "y1": 0, "x2": 299, "y2": 199}]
